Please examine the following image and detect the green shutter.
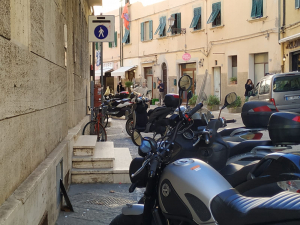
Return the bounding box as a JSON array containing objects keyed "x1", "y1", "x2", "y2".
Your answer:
[
  {"x1": 141, "y1": 22, "x2": 144, "y2": 41},
  {"x1": 251, "y1": 0, "x2": 257, "y2": 17},
  {"x1": 95, "y1": 42, "x2": 98, "y2": 50},
  {"x1": 155, "y1": 17, "x2": 162, "y2": 35},
  {"x1": 149, "y1": 20, "x2": 153, "y2": 40},
  {"x1": 207, "y1": 2, "x2": 221, "y2": 24},
  {"x1": 122, "y1": 28, "x2": 130, "y2": 43},
  {"x1": 256, "y1": 0, "x2": 263, "y2": 17},
  {"x1": 177, "y1": 13, "x2": 181, "y2": 30},
  {"x1": 190, "y1": 7, "x2": 201, "y2": 28},
  {"x1": 109, "y1": 42, "x2": 112, "y2": 48},
  {"x1": 296, "y1": 0, "x2": 300, "y2": 8},
  {"x1": 114, "y1": 31, "x2": 117, "y2": 47},
  {"x1": 160, "y1": 17, "x2": 166, "y2": 35}
]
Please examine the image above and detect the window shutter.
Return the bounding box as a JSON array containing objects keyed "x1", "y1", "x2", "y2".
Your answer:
[
  {"x1": 256, "y1": 0, "x2": 263, "y2": 17},
  {"x1": 141, "y1": 22, "x2": 144, "y2": 41},
  {"x1": 160, "y1": 17, "x2": 166, "y2": 35},
  {"x1": 114, "y1": 31, "x2": 117, "y2": 47},
  {"x1": 155, "y1": 17, "x2": 162, "y2": 35},
  {"x1": 190, "y1": 7, "x2": 201, "y2": 28},
  {"x1": 207, "y1": 2, "x2": 220, "y2": 24},
  {"x1": 296, "y1": 0, "x2": 300, "y2": 9},
  {"x1": 251, "y1": 0, "x2": 257, "y2": 17},
  {"x1": 190, "y1": 9, "x2": 197, "y2": 28},
  {"x1": 177, "y1": 13, "x2": 181, "y2": 30},
  {"x1": 149, "y1": 20, "x2": 153, "y2": 40},
  {"x1": 109, "y1": 42, "x2": 112, "y2": 48}
]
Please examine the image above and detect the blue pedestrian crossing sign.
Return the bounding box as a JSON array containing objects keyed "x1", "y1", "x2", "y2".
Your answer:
[
  {"x1": 94, "y1": 25, "x2": 108, "y2": 39},
  {"x1": 89, "y1": 15, "x2": 115, "y2": 42}
]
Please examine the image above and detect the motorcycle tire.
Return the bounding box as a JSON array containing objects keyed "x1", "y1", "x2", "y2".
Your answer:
[
  {"x1": 109, "y1": 214, "x2": 142, "y2": 225},
  {"x1": 126, "y1": 118, "x2": 134, "y2": 136}
]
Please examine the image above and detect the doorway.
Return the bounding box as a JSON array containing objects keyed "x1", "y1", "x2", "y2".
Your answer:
[
  {"x1": 213, "y1": 67, "x2": 221, "y2": 100},
  {"x1": 181, "y1": 64, "x2": 196, "y2": 103},
  {"x1": 292, "y1": 51, "x2": 300, "y2": 72},
  {"x1": 254, "y1": 53, "x2": 268, "y2": 84},
  {"x1": 162, "y1": 63, "x2": 167, "y2": 95},
  {"x1": 144, "y1": 67, "x2": 153, "y2": 98}
]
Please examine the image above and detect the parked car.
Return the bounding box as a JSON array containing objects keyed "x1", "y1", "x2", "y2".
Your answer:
[{"x1": 249, "y1": 72, "x2": 300, "y2": 113}]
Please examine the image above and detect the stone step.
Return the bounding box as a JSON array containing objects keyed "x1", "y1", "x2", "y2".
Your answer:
[
  {"x1": 71, "y1": 148, "x2": 132, "y2": 184},
  {"x1": 72, "y1": 142, "x2": 115, "y2": 169},
  {"x1": 73, "y1": 135, "x2": 97, "y2": 156}
]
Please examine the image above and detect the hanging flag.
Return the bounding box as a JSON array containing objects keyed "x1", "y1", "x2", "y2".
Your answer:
[{"x1": 121, "y1": 3, "x2": 130, "y2": 30}]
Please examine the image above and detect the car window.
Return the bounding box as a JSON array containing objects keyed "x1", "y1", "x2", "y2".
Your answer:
[
  {"x1": 265, "y1": 79, "x2": 271, "y2": 94},
  {"x1": 273, "y1": 75, "x2": 300, "y2": 92},
  {"x1": 259, "y1": 80, "x2": 265, "y2": 95}
]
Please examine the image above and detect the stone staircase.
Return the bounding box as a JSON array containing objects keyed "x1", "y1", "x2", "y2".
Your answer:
[{"x1": 71, "y1": 135, "x2": 131, "y2": 184}]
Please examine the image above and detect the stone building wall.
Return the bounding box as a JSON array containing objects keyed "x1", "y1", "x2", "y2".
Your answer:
[{"x1": 0, "y1": 0, "x2": 90, "y2": 216}]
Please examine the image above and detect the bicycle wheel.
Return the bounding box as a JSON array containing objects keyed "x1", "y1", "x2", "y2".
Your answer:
[
  {"x1": 102, "y1": 113, "x2": 109, "y2": 128},
  {"x1": 82, "y1": 121, "x2": 107, "y2": 142}
]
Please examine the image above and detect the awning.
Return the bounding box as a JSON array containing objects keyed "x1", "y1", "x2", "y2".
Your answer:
[
  {"x1": 279, "y1": 33, "x2": 300, "y2": 44},
  {"x1": 95, "y1": 67, "x2": 113, "y2": 77},
  {"x1": 111, "y1": 66, "x2": 137, "y2": 78}
]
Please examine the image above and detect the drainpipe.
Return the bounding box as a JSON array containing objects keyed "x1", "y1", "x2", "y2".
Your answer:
[
  {"x1": 120, "y1": 2, "x2": 123, "y2": 67},
  {"x1": 278, "y1": 0, "x2": 281, "y2": 43},
  {"x1": 281, "y1": 0, "x2": 286, "y2": 72}
]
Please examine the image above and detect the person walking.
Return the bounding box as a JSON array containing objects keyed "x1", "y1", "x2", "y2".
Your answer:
[
  {"x1": 117, "y1": 82, "x2": 124, "y2": 93},
  {"x1": 157, "y1": 79, "x2": 165, "y2": 106},
  {"x1": 245, "y1": 79, "x2": 254, "y2": 100}
]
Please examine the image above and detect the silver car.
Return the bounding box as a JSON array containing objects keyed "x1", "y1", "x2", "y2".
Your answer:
[{"x1": 249, "y1": 72, "x2": 300, "y2": 113}]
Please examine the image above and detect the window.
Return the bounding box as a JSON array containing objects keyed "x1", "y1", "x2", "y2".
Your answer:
[
  {"x1": 296, "y1": 0, "x2": 300, "y2": 9},
  {"x1": 228, "y1": 55, "x2": 237, "y2": 84},
  {"x1": 141, "y1": 21, "x2": 153, "y2": 41},
  {"x1": 122, "y1": 28, "x2": 130, "y2": 44},
  {"x1": 125, "y1": 0, "x2": 130, "y2": 4},
  {"x1": 273, "y1": 75, "x2": 300, "y2": 92},
  {"x1": 251, "y1": 0, "x2": 263, "y2": 18},
  {"x1": 207, "y1": 2, "x2": 221, "y2": 26},
  {"x1": 190, "y1": 7, "x2": 201, "y2": 30},
  {"x1": 259, "y1": 80, "x2": 265, "y2": 94},
  {"x1": 167, "y1": 13, "x2": 181, "y2": 35},
  {"x1": 109, "y1": 31, "x2": 118, "y2": 48},
  {"x1": 154, "y1": 17, "x2": 166, "y2": 37},
  {"x1": 265, "y1": 79, "x2": 271, "y2": 94}
]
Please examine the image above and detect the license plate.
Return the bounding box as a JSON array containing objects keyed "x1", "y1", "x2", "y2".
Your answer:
[{"x1": 286, "y1": 95, "x2": 300, "y2": 101}]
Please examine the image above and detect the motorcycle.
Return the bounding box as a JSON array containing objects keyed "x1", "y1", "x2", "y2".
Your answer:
[
  {"x1": 110, "y1": 75, "x2": 300, "y2": 225},
  {"x1": 125, "y1": 92, "x2": 177, "y2": 138}
]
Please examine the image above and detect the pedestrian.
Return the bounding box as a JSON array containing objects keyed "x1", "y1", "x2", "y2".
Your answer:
[
  {"x1": 245, "y1": 79, "x2": 254, "y2": 100},
  {"x1": 117, "y1": 82, "x2": 124, "y2": 93},
  {"x1": 157, "y1": 79, "x2": 165, "y2": 106}
]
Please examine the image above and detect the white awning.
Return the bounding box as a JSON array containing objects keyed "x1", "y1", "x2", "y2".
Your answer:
[
  {"x1": 95, "y1": 67, "x2": 113, "y2": 76},
  {"x1": 111, "y1": 66, "x2": 137, "y2": 78},
  {"x1": 279, "y1": 33, "x2": 300, "y2": 44}
]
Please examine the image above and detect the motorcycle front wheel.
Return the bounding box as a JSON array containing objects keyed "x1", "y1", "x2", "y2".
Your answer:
[
  {"x1": 110, "y1": 214, "x2": 142, "y2": 225},
  {"x1": 126, "y1": 118, "x2": 134, "y2": 136}
]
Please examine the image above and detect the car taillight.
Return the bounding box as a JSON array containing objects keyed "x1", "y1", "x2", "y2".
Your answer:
[
  {"x1": 292, "y1": 116, "x2": 300, "y2": 123},
  {"x1": 253, "y1": 106, "x2": 272, "y2": 112},
  {"x1": 278, "y1": 180, "x2": 300, "y2": 193},
  {"x1": 270, "y1": 98, "x2": 279, "y2": 111}
]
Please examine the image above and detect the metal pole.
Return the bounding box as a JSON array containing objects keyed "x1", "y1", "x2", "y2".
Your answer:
[
  {"x1": 101, "y1": 42, "x2": 105, "y2": 140},
  {"x1": 91, "y1": 42, "x2": 95, "y2": 123}
]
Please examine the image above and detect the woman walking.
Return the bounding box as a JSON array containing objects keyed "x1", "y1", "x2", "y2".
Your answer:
[{"x1": 245, "y1": 79, "x2": 254, "y2": 100}]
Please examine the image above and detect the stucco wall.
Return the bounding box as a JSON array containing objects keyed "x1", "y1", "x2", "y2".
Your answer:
[{"x1": 0, "y1": 0, "x2": 90, "y2": 215}]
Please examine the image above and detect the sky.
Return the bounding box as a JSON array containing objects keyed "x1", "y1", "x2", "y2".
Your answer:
[{"x1": 94, "y1": 0, "x2": 166, "y2": 15}]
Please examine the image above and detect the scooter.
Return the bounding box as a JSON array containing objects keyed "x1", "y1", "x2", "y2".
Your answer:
[
  {"x1": 110, "y1": 76, "x2": 300, "y2": 225},
  {"x1": 125, "y1": 92, "x2": 177, "y2": 137}
]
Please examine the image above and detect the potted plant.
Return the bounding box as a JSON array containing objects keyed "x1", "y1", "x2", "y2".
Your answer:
[
  {"x1": 125, "y1": 81, "x2": 133, "y2": 92},
  {"x1": 230, "y1": 77, "x2": 237, "y2": 84},
  {"x1": 227, "y1": 96, "x2": 242, "y2": 113},
  {"x1": 188, "y1": 94, "x2": 198, "y2": 107},
  {"x1": 207, "y1": 95, "x2": 220, "y2": 111}
]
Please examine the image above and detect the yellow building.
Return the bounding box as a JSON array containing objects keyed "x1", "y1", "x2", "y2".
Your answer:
[
  {"x1": 279, "y1": 0, "x2": 300, "y2": 73},
  {"x1": 103, "y1": 0, "x2": 284, "y2": 101}
]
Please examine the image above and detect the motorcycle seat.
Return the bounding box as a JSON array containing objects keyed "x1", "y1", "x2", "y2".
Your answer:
[
  {"x1": 147, "y1": 106, "x2": 168, "y2": 116},
  {"x1": 135, "y1": 125, "x2": 146, "y2": 132},
  {"x1": 211, "y1": 189, "x2": 300, "y2": 225},
  {"x1": 227, "y1": 140, "x2": 273, "y2": 158}
]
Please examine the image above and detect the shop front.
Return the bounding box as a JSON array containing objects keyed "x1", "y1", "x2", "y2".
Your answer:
[
  {"x1": 280, "y1": 33, "x2": 300, "y2": 72},
  {"x1": 180, "y1": 63, "x2": 196, "y2": 103},
  {"x1": 111, "y1": 65, "x2": 137, "y2": 92}
]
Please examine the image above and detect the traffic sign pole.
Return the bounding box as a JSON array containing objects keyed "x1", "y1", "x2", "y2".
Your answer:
[{"x1": 100, "y1": 42, "x2": 104, "y2": 141}]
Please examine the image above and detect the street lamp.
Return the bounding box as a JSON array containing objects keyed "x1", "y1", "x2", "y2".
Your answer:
[{"x1": 167, "y1": 15, "x2": 186, "y2": 34}]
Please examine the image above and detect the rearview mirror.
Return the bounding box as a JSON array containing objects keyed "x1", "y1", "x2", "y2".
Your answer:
[
  {"x1": 131, "y1": 130, "x2": 142, "y2": 146},
  {"x1": 224, "y1": 92, "x2": 237, "y2": 107},
  {"x1": 178, "y1": 75, "x2": 192, "y2": 91}
]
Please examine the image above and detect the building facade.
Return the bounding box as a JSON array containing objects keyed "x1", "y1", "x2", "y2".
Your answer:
[
  {"x1": 103, "y1": 0, "x2": 285, "y2": 101},
  {"x1": 0, "y1": 0, "x2": 93, "y2": 224}
]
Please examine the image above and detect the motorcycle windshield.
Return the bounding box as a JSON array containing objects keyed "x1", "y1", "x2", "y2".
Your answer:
[{"x1": 196, "y1": 69, "x2": 208, "y2": 104}]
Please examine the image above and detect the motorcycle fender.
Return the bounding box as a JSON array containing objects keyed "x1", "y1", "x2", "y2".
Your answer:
[{"x1": 122, "y1": 204, "x2": 144, "y2": 216}]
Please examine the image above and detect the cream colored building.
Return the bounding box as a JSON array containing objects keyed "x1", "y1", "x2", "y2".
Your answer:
[
  {"x1": 103, "y1": 0, "x2": 286, "y2": 102},
  {"x1": 279, "y1": 0, "x2": 300, "y2": 73},
  {"x1": 0, "y1": 0, "x2": 94, "y2": 224}
]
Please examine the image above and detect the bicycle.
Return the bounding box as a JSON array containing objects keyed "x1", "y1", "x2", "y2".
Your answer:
[{"x1": 82, "y1": 107, "x2": 107, "y2": 141}]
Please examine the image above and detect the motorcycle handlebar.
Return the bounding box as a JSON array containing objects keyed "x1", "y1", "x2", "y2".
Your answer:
[
  {"x1": 150, "y1": 158, "x2": 159, "y2": 176},
  {"x1": 188, "y1": 103, "x2": 203, "y2": 117},
  {"x1": 225, "y1": 119, "x2": 236, "y2": 124}
]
